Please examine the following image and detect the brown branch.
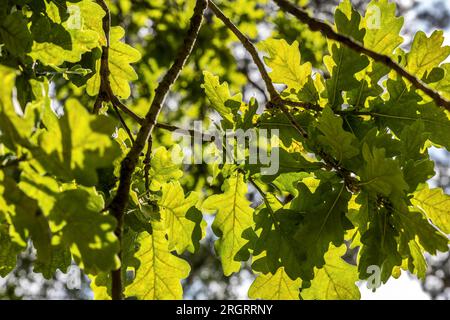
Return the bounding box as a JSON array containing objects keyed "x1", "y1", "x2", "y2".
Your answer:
[
  {"x1": 155, "y1": 123, "x2": 213, "y2": 140},
  {"x1": 277, "y1": 103, "x2": 308, "y2": 138},
  {"x1": 94, "y1": 0, "x2": 112, "y2": 114},
  {"x1": 279, "y1": 99, "x2": 322, "y2": 112},
  {"x1": 107, "y1": 0, "x2": 208, "y2": 300},
  {"x1": 208, "y1": 1, "x2": 278, "y2": 101},
  {"x1": 238, "y1": 63, "x2": 268, "y2": 101},
  {"x1": 143, "y1": 135, "x2": 153, "y2": 192},
  {"x1": 93, "y1": 0, "x2": 145, "y2": 128},
  {"x1": 110, "y1": 95, "x2": 144, "y2": 124},
  {"x1": 112, "y1": 105, "x2": 135, "y2": 143},
  {"x1": 273, "y1": 0, "x2": 450, "y2": 112}
]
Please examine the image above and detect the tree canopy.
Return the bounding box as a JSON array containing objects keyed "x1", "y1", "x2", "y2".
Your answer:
[{"x1": 1, "y1": 0, "x2": 450, "y2": 300}]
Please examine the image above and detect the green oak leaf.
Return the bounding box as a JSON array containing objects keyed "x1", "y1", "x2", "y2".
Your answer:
[
  {"x1": 90, "y1": 273, "x2": 112, "y2": 300},
  {"x1": 301, "y1": 245, "x2": 360, "y2": 300},
  {"x1": 399, "y1": 208, "x2": 449, "y2": 254},
  {"x1": 248, "y1": 267, "x2": 301, "y2": 300},
  {"x1": 33, "y1": 245, "x2": 72, "y2": 279},
  {"x1": 399, "y1": 122, "x2": 435, "y2": 192},
  {"x1": 30, "y1": 0, "x2": 105, "y2": 66},
  {"x1": 0, "y1": 11, "x2": 32, "y2": 57},
  {"x1": 401, "y1": 241, "x2": 428, "y2": 279},
  {"x1": 373, "y1": 78, "x2": 450, "y2": 150},
  {"x1": 346, "y1": 0, "x2": 403, "y2": 108},
  {"x1": 315, "y1": 107, "x2": 359, "y2": 163},
  {"x1": 412, "y1": 185, "x2": 450, "y2": 234},
  {"x1": 50, "y1": 188, "x2": 119, "y2": 274},
  {"x1": 249, "y1": 193, "x2": 307, "y2": 280},
  {"x1": 201, "y1": 71, "x2": 242, "y2": 127},
  {"x1": 145, "y1": 146, "x2": 184, "y2": 191},
  {"x1": 159, "y1": 181, "x2": 204, "y2": 254},
  {"x1": 0, "y1": 66, "x2": 39, "y2": 151},
  {"x1": 432, "y1": 63, "x2": 450, "y2": 99},
  {"x1": 32, "y1": 98, "x2": 120, "y2": 186},
  {"x1": 324, "y1": 0, "x2": 369, "y2": 107},
  {"x1": 0, "y1": 213, "x2": 23, "y2": 277},
  {"x1": 125, "y1": 224, "x2": 191, "y2": 300},
  {"x1": 363, "y1": 0, "x2": 404, "y2": 55},
  {"x1": 406, "y1": 30, "x2": 450, "y2": 79},
  {"x1": 0, "y1": 171, "x2": 52, "y2": 263},
  {"x1": 393, "y1": 209, "x2": 448, "y2": 278},
  {"x1": 358, "y1": 144, "x2": 408, "y2": 198},
  {"x1": 259, "y1": 38, "x2": 312, "y2": 91},
  {"x1": 87, "y1": 26, "x2": 142, "y2": 99},
  {"x1": 290, "y1": 180, "x2": 352, "y2": 280},
  {"x1": 358, "y1": 208, "x2": 402, "y2": 283},
  {"x1": 18, "y1": 168, "x2": 120, "y2": 274},
  {"x1": 202, "y1": 172, "x2": 253, "y2": 275}
]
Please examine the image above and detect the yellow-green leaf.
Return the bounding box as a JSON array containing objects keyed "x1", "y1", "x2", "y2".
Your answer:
[
  {"x1": 249, "y1": 267, "x2": 301, "y2": 300},
  {"x1": 87, "y1": 26, "x2": 142, "y2": 99},
  {"x1": 30, "y1": 0, "x2": 105, "y2": 66},
  {"x1": 363, "y1": 0, "x2": 404, "y2": 55},
  {"x1": 301, "y1": 245, "x2": 360, "y2": 300},
  {"x1": 125, "y1": 224, "x2": 191, "y2": 300},
  {"x1": 259, "y1": 38, "x2": 312, "y2": 90},
  {"x1": 159, "y1": 181, "x2": 204, "y2": 254},
  {"x1": 412, "y1": 185, "x2": 450, "y2": 234},
  {"x1": 202, "y1": 172, "x2": 253, "y2": 275},
  {"x1": 201, "y1": 71, "x2": 242, "y2": 125},
  {"x1": 406, "y1": 30, "x2": 450, "y2": 79}
]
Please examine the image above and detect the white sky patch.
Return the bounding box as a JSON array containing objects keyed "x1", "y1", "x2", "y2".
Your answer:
[{"x1": 359, "y1": 273, "x2": 430, "y2": 300}]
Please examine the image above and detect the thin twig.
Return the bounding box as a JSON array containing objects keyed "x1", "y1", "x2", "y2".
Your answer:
[
  {"x1": 94, "y1": 0, "x2": 112, "y2": 114},
  {"x1": 278, "y1": 103, "x2": 308, "y2": 138},
  {"x1": 112, "y1": 105, "x2": 135, "y2": 143},
  {"x1": 107, "y1": 0, "x2": 208, "y2": 300},
  {"x1": 143, "y1": 135, "x2": 153, "y2": 192},
  {"x1": 279, "y1": 99, "x2": 321, "y2": 112},
  {"x1": 94, "y1": 0, "x2": 145, "y2": 130},
  {"x1": 273, "y1": 0, "x2": 450, "y2": 112},
  {"x1": 209, "y1": 1, "x2": 278, "y2": 100},
  {"x1": 110, "y1": 95, "x2": 144, "y2": 124},
  {"x1": 155, "y1": 123, "x2": 213, "y2": 140},
  {"x1": 239, "y1": 63, "x2": 269, "y2": 101}
]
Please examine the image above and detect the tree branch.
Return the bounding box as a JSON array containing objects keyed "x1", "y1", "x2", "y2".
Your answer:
[
  {"x1": 94, "y1": 0, "x2": 112, "y2": 114},
  {"x1": 155, "y1": 123, "x2": 213, "y2": 140},
  {"x1": 93, "y1": 0, "x2": 146, "y2": 127},
  {"x1": 208, "y1": 1, "x2": 278, "y2": 101},
  {"x1": 110, "y1": 95, "x2": 144, "y2": 124},
  {"x1": 273, "y1": 0, "x2": 450, "y2": 112},
  {"x1": 112, "y1": 105, "x2": 135, "y2": 143},
  {"x1": 107, "y1": 0, "x2": 208, "y2": 300}
]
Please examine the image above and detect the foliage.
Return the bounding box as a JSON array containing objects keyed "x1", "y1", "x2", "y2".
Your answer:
[{"x1": 0, "y1": 0, "x2": 450, "y2": 301}]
